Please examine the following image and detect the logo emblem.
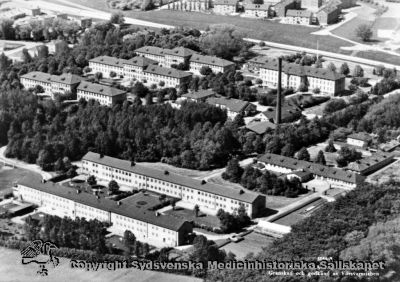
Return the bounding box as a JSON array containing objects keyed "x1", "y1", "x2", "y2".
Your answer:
[{"x1": 21, "y1": 240, "x2": 60, "y2": 276}]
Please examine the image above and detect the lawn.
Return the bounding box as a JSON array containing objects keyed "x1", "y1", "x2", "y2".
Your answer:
[
  {"x1": 64, "y1": 0, "x2": 353, "y2": 54},
  {"x1": 355, "y1": 51, "x2": 400, "y2": 65},
  {"x1": 0, "y1": 166, "x2": 38, "y2": 192},
  {"x1": 273, "y1": 198, "x2": 325, "y2": 226},
  {"x1": 220, "y1": 232, "x2": 274, "y2": 259}
]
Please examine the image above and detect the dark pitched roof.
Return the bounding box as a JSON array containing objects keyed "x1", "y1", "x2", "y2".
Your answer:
[
  {"x1": 258, "y1": 153, "x2": 364, "y2": 184},
  {"x1": 248, "y1": 56, "x2": 271, "y2": 65},
  {"x1": 164, "y1": 47, "x2": 195, "y2": 58},
  {"x1": 182, "y1": 89, "x2": 216, "y2": 100},
  {"x1": 190, "y1": 53, "x2": 235, "y2": 68},
  {"x1": 260, "y1": 58, "x2": 345, "y2": 81},
  {"x1": 77, "y1": 82, "x2": 126, "y2": 97},
  {"x1": 206, "y1": 97, "x2": 252, "y2": 113},
  {"x1": 50, "y1": 73, "x2": 82, "y2": 85},
  {"x1": 347, "y1": 132, "x2": 372, "y2": 142},
  {"x1": 83, "y1": 152, "x2": 263, "y2": 203},
  {"x1": 261, "y1": 102, "x2": 302, "y2": 122},
  {"x1": 286, "y1": 9, "x2": 312, "y2": 17},
  {"x1": 89, "y1": 56, "x2": 128, "y2": 68},
  {"x1": 124, "y1": 56, "x2": 158, "y2": 67},
  {"x1": 21, "y1": 71, "x2": 52, "y2": 83},
  {"x1": 246, "y1": 121, "x2": 276, "y2": 135},
  {"x1": 135, "y1": 46, "x2": 166, "y2": 57},
  {"x1": 18, "y1": 175, "x2": 188, "y2": 231},
  {"x1": 144, "y1": 65, "x2": 192, "y2": 79},
  {"x1": 347, "y1": 152, "x2": 394, "y2": 173}
]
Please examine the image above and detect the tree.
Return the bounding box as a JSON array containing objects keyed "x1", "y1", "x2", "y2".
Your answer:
[
  {"x1": 281, "y1": 143, "x2": 295, "y2": 157},
  {"x1": 353, "y1": 65, "x2": 364, "y2": 78},
  {"x1": 0, "y1": 19, "x2": 16, "y2": 40},
  {"x1": 95, "y1": 72, "x2": 103, "y2": 81},
  {"x1": 37, "y1": 45, "x2": 49, "y2": 59},
  {"x1": 315, "y1": 150, "x2": 326, "y2": 165},
  {"x1": 327, "y1": 62, "x2": 337, "y2": 72},
  {"x1": 325, "y1": 140, "x2": 337, "y2": 153},
  {"x1": 141, "y1": 0, "x2": 155, "y2": 10},
  {"x1": 297, "y1": 147, "x2": 310, "y2": 161},
  {"x1": 340, "y1": 63, "x2": 350, "y2": 76},
  {"x1": 199, "y1": 66, "x2": 213, "y2": 76},
  {"x1": 356, "y1": 24, "x2": 373, "y2": 42},
  {"x1": 109, "y1": 71, "x2": 117, "y2": 78},
  {"x1": 194, "y1": 204, "x2": 200, "y2": 217},
  {"x1": 110, "y1": 12, "x2": 125, "y2": 24},
  {"x1": 108, "y1": 180, "x2": 119, "y2": 194},
  {"x1": 336, "y1": 146, "x2": 362, "y2": 167},
  {"x1": 222, "y1": 157, "x2": 243, "y2": 183},
  {"x1": 298, "y1": 82, "x2": 308, "y2": 92},
  {"x1": 87, "y1": 175, "x2": 97, "y2": 186}
]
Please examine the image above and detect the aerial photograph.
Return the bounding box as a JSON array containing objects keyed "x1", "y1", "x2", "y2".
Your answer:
[{"x1": 0, "y1": 0, "x2": 399, "y2": 281}]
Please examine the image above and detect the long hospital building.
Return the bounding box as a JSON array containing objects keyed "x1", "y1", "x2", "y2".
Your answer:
[
  {"x1": 81, "y1": 152, "x2": 266, "y2": 218},
  {"x1": 16, "y1": 175, "x2": 193, "y2": 248},
  {"x1": 259, "y1": 58, "x2": 346, "y2": 96}
]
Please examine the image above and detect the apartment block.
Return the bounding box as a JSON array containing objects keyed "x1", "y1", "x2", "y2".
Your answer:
[
  {"x1": 189, "y1": 53, "x2": 236, "y2": 75},
  {"x1": 259, "y1": 58, "x2": 346, "y2": 96},
  {"x1": 77, "y1": 81, "x2": 127, "y2": 106},
  {"x1": 82, "y1": 152, "x2": 266, "y2": 218},
  {"x1": 16, "y1": 176, "x2": 193, "y2": 248}
]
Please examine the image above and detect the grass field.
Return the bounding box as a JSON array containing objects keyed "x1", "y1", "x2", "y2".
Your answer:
[
  {"x1": 64, "y1": 0, "x2": 353, "y2": 54},
  {"x1": 355, "y1": 51, "x2": 400, "y2": 65},
  {"x1": 0, "y1": 247, "x2": 202, "y2": 282},
  {"x1": 0, "y1": 166, "x2": 38, "y2": 192},
  {"x1": 367, "y1": 159, "x2": 400, "y2": 184}
]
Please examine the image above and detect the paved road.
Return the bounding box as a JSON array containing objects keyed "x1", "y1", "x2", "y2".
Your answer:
[{"x1": 14, "y1": 0, "x2": 173, "y2": 29}]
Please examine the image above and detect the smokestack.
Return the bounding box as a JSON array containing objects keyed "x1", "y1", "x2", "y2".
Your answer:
[{"x1": 276, "y1": 57, "x2": 282, "y2": 125}]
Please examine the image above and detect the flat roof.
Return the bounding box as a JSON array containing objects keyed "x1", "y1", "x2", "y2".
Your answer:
[
  {"x1": 18, "y1": 175, "x2": 189, "y2": 231},
  {"x1": 83, "y1": 152, "x2": 263, "y2": 203},
  {"x1": 347, "y1": 132, "x2": 372, "y2": 142}
]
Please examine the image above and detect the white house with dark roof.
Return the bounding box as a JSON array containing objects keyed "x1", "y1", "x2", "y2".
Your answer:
[
  {"x1": 21, "y1": 71, "x2": 83, "y2": 98},
  {"x1": 189, "y1": 53, "x2": 236, "y2": 75},
  {"x1": 16, "y1": 175, "x2": 193, "y2": 248},
  {"x1": 20, "y1": 71, "x2": 52, "y2": 94},
  {"x1": 259, "y1": 58, "x2": 346, "y2": 96},
  {"x1": 81, "y1": 152, "x2": 266, "y2": 218},
  {"x1": 284, "y1": 9, "x2": 312, "y2": 25},
  {"x1": 257, "y1": 153, "x2": 365, "y2": 189},
  {"x1": 77, "y1": 81, "x2": 127, "y2": 106},
  {"x1": 143, "y1": 65, "x2": 192, "y2": 87},
  {"x1": 243, "y1": 3, "x2": 273, "y2": 18},
  {"x1": 135, "y1": 46, "x2": 167, "y2": 66},
  {"x1": 213, "y1": 0, "x2": 238, "y2": 15},
  {"x1": 346, "y1": 132, "x2": 372, "y2": 148},
  {"x1": 164, "y1": 47, "x2": 195, "y2": 68},
  {"x1": 254, "y1": 101, "x2": 303, "y2": 124},
  {"x1": 88, "y1": 56, "x2": 128, "y2": 78},
  {"x1": 123, "y1": 56, "x2": 158, "y2": 80},
  {"x1": 206, "y1": 96, "x2": 257, "y2": 120}
]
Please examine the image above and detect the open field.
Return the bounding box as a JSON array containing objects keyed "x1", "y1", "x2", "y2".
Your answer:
[
  {"x1": 164, "y1": 207, "x2": 221, "y2": 228},
  {"x1": 220, "y1": 232, "x2": 274, "y2": 259},
  {"x1": 331, "y1": 4, "x2": 379, "y2": 42},
  {"x1": 0, "y1": 166, "x2": 38, "y2": 192},
  {"x1": 62, "y1": 0, "x2": 353, "y2": 54},
  {"x1": 0, "y1": 247, "x2": 202, "y2": 282},
  {"x1": 355, "y1": 51, "x2": 400, "y2": 65}
]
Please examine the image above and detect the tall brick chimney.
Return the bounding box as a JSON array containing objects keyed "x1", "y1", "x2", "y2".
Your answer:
[{"x1": 276, "y1": 57, "x2": 283, "y2": 125}]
